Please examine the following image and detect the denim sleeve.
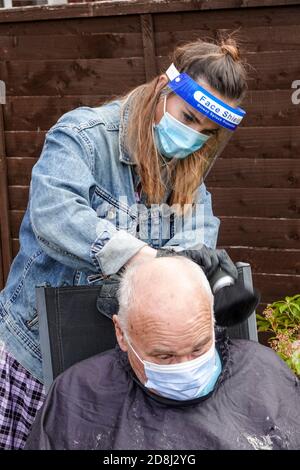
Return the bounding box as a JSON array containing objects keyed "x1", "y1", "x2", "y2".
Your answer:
[
  {"x1": 30, "y1": 125, "x2": 146, "y2": 275},
  {"x1": 162, "y1": 182, "x2": 220, "y2": 251}
]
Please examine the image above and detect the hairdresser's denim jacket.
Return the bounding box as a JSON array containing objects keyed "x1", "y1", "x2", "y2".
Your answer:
[{"x1": 0, "y1": 99, "x2": 220, "y2": 382}]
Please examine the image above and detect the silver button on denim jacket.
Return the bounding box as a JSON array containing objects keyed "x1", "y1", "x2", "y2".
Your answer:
[{"x1": 0, "y1": 99, "x2": 220, "y2": 382}]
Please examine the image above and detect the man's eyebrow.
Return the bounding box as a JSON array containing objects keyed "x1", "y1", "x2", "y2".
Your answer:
[
  {"x1": 149, "y1": 337, "x2": 211, "y2": 356},
  {"x1": 193, "y1": 337, "x2": 211, "y2": 350},
  {"x1": 149, "y1": 348, "x2": 176, "y2": 355}
]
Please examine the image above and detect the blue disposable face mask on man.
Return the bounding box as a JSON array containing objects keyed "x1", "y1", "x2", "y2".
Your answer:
[
  {"x1": 126, "y1": 334, "x2": 222, "y2": 401},
  {"x1": 153, "y1": 95, "x2": 210, "y2": 160}
]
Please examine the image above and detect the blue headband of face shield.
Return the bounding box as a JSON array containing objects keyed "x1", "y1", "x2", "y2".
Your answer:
[{"x1": 165, "y1": 63, "x2": 246, "y2": 131}]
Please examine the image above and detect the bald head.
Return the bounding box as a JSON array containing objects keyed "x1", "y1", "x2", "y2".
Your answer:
[
  {"x1": 113, "y1": 256, "x2": 214, "y2": 381},
  {"x1": 118, "y1": 256, "x2": 213, "y2": 331}
]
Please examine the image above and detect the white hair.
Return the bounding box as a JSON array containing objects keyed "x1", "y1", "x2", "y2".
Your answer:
[
  {"x1": 117, "y1": 256, "x2": 214, "y2": 333},
  {"x1": 117, "y1": 261, "x2": 140, "y2": 333}
]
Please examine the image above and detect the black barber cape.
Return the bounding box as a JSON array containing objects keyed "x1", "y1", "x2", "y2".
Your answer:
[{"x1": 25, "y1": 330, "x2": 300, "y2": 450}]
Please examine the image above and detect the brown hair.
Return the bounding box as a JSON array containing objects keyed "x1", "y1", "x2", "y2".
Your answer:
[{"x1": 121, "y1": 34, "x2": 248, "y2": 211}]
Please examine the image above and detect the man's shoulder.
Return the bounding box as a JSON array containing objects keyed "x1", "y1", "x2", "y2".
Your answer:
[
  {"x1": 229, "y1": 338, "x2": 298, "y2": 382},
  {"x1": 229, "y1": 338, "x2": 278, "y2": 362},
  {"x1": 52, "y1": 348, "x2": 127, "y2": 399},
  {"x1": 230, "y1": 338, "x2": 276, "y2": 357}
]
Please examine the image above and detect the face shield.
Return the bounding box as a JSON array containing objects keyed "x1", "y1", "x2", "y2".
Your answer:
[{"x1": 165, "y1": 64, "x2": 246, "y2": 180}]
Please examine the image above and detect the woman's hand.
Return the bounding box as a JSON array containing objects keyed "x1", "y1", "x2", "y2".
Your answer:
[{"x1": 156, "y1": 246, "x2": 238, "y2": 281}]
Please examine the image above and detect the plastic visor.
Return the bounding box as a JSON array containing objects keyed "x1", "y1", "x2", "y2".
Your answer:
[
  {"x1": 166, "y1": 64, "x2": 246, "y2": 131},
  {"x1": 165, "y1": 64, "x2": 246, "y2": 180}
]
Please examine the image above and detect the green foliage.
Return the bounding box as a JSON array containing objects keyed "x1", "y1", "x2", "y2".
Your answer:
[{"x1": 257, "y1": 294, "x2": 300, "y2": 376}]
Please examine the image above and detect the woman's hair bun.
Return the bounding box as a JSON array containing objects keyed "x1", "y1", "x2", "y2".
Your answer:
[{"x1": 220, "y1": 39, "x2": 240, "y2": 62}]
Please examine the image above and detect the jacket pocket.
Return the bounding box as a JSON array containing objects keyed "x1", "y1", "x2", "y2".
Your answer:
[{"x1": 91, "y1": 186, "x2": 137, "y2": 233}]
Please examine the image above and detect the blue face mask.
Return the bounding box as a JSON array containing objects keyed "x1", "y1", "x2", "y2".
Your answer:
[
  {"x1": 127, "y1": 336, "x2": 222, "y2": 401},
  {"x1": 153, "y1": 96, "x2": 210, "y2": 160}
]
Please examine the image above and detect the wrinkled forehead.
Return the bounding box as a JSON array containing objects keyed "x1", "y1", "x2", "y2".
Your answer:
[{"x1": 129, "y1": 303, "x2": 214, "y2": 354}]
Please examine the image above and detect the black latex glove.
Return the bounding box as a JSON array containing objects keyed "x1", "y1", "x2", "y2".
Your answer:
[
  {"x1": 156, "y1": 246, "x2": 238, "y2": 281},
  {"x1": 96, "y1": 274, "x2": 121, "y2": 320}
]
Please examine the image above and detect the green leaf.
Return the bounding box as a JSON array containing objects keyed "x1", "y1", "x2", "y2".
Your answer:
[
  {"x1": 272, "y1": 303, "x2": 283, "y2": 311},
  {"x1": 257, "y1": 320, "x2": 271, "y2": 331},
  {"x1": 292, "y1": 359, "x2": 300, "y2": 376},
  {"x1": 256, "y1": 314, "x2": 267, "y2": 321},
  {"x1": 290, "y1": 302, "x2": 300, "y2": 311},
  {"x1": 277, "y1": 351, "x2": 289, "y2": 362},
  {"x1": 258, "y1": 325, "x2": 271, "y2": 332},
  {"x1": 279, "y1": 304, "x2": 288, "y2": 314},
  {"x1": 290, "y1": 294, "x2": 300, "y2": 302}
]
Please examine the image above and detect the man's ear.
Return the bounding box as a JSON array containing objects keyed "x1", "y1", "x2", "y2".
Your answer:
[
  {"x1": 155, "y1": 74, "x2": 169, "y2": 93},
  {"x1": 113, "y1": 315, "x2": 128, "y2": 352}
]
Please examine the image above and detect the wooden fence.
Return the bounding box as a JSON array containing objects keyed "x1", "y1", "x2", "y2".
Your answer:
[{"x1": 0, "y1": 0, "x2": 299, "y2": 312}]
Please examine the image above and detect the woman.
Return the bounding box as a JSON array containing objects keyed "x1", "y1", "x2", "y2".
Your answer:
[{"x1": 0, "y1": 36, "x2": 248, "y2": 449}]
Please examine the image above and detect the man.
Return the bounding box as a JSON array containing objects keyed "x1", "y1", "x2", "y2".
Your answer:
[{"x1": 25, "y1": 257, "x2": 300, "y2": 450}]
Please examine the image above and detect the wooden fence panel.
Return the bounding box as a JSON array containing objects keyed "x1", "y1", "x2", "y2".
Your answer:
[
  {"x1": 4, "y1": 126, "x2": 300, "y2": 159},
  {"x1": 3, "y1": 91, "x2": 300, "y2": 131},
  {"x1": 0, "y1": 104, "x2": 12, "y2": 284},
  {"x1": 6, "y1": 157, "x2": 300, "y2": 188}
]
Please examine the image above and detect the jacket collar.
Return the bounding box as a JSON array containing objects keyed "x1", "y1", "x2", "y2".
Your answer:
[{"x1": 118, "y1": 97, "x2": 136, "y2": 166}]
